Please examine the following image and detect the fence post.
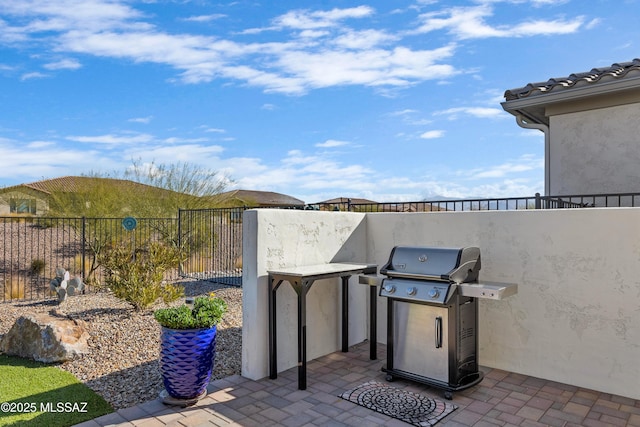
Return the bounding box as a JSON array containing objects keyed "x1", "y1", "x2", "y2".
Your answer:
[
  {"x1": 178, "y1": 209, "x2": 183, "y2": 276},
  {"x1": 535, "y1": 193, "x2": 541, "y2": 209},
  {"x1": 81, "y1": 217, "x2": 86, "y2": 293}
]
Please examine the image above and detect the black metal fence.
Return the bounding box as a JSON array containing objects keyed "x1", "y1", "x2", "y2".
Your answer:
[
  {"x1": 178, "y1": 207, "x2": 244, "y2": 286},
  {"x1": 177, "y1": 206, "x2": 305, "y2": 285},
  {"x1": 4, "y1": 191, "x2": 640, "y2": 301},
  {"x1": 314, "y1": 192, "x2": 640, "y2": 212},
  {"x1": 0, "y1": 216, "x2": 180, "y2": 302}
]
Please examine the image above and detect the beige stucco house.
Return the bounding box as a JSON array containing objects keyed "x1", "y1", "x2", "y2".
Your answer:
[
  {"x1": 501, "y1": 58, "x2": 640, "y2": 197},
  {"x1": 0, "y1": 176, "x2": 89, "y2": 215},
  {"x1": 0, "y1": 178, "x2": 306, "y2": 216},
  {"x1": 0, "y1": 176, "x2": 182, "y2": 216}
]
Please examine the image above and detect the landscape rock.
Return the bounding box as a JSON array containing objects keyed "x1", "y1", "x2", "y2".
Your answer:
[{"x1": 0, "y1": 313, "x2": 90, "y2": 363}]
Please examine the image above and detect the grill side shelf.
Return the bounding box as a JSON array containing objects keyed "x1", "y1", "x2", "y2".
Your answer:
[
  {"x1": 458, "y1": 282, "x2": 518, "y2": 300},
  {"x1": 358, "y1": 274, "x2": 384, "y2": 286}
]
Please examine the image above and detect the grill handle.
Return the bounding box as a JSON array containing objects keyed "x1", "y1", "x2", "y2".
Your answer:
[{"x1": 435, "y1": 316, "x2": 443, "y2": 348}]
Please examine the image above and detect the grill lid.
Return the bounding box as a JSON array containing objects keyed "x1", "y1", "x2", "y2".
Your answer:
[{"x1": 380, "y1": 246, "x2": 481, "y2": 284}]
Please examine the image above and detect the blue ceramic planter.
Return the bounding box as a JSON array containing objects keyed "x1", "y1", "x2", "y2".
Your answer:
[{"x1": 159, "y1": 325, "x2": 218, "y2": 399}]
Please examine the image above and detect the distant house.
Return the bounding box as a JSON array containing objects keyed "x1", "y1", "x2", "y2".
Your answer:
[
  {"x1": 313, "y1": 197, "x2": 378, "y2": 211},
  {"x1": 0, "y1": 176, "x2": 181, "y2": 216},
  {"x1": 380, "y1": 202, "x2": 448, "y2": 213},
  {"x1": 501, "y1": 58, "x2": 640, "y2": 196},
  {"x1": 311, "y1": 197, "x2": 447, "y2": 212},
  {"x1": 214, "y1": 189, "x2": 305, "y2": 208}
]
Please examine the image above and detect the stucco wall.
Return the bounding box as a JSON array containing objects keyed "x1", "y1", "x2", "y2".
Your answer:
[
  {"x1": 242, "y1": 209, "x2": 369, "y2": 381},
  {"x1": 242, "y1": 208, "x2": 640, "y2": 400},
  {"x1": 0, "y1": 189, "x2": 48, "y2": 215},
  {"x1": 549, "y1": 103, "x2": 640, "y2": 195}
]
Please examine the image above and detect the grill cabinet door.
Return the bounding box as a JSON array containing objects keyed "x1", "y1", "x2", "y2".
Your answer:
[{"x1": 393, "y1": 301, "x2": 449, "y2": 383}]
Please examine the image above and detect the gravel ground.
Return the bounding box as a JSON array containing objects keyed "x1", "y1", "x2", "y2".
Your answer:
[{"x1": 0, "y1": 280, "x2": 242, "y2": 410}]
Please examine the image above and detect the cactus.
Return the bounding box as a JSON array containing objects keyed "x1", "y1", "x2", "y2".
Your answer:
[{"x1": 49, "y1": 268, "x2": 85, "y2": 302}]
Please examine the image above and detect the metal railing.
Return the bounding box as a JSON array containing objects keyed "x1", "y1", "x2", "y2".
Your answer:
[
  {"x1": 4, "y1": 191, "x2": 640, "y2": 301},
  {"x1": 537, "y1": 192, "x2": 640, "y2": 208},
  {"x1": 0, "y1": 216, "x2": 179, "y2": 302},
  {"x1": 177, "y1": 205, "x2": 302, "y2": 285},
  {"x1": 178, "y1": 207, "x2": 244, "y2": 286},
  {"x1": 312, "y1": 192, "x2": 639, "y2": 212}
]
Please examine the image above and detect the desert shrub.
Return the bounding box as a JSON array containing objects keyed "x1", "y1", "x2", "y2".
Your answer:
[
  {"x1": 186, "y1": 253, "x2": 213, "y2": 273},
  {"x1": 29, "y1": 259, "x2": 46, "y2": 275},
  {"x1": 98, "y1": 242, "x2": 186, "y2": 310},
  {"x1": 71, "y1": 254, "x2": 94, "y2": 279},
  {"x1": 3, "y1": 278, "x2": 25, "y2": 300}
]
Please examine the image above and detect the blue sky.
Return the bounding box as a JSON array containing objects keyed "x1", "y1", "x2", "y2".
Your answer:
[{"x1": 0, "y1": 0, "x2": 637, "y2": 203}]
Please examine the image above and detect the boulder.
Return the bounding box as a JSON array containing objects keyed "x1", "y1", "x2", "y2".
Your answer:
[{"x1": 0, "y1": 312, "x2": 90, "y2": 363}]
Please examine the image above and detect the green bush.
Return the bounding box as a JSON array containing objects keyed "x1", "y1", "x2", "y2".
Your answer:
[
  {"x1": 154, "y1": 294, "x2": 227, "y2": 329},
  {"x1": 98, "y1": 242, "x2": 185, "y2": 310},
  {"x1": 30, "y1": 259, "x2": 46, "y2": 275}
]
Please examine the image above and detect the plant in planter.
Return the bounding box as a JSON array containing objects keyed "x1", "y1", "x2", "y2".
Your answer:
[{"x1": 154, "y1": 293, "x2": 227, "y2": 404}]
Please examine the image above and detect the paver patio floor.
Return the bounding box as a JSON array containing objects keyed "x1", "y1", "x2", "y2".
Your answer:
[{"x1": 74, "y1": 341, "x2": 640, "y2": 427}]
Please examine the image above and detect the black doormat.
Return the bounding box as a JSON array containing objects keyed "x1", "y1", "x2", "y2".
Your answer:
[{"x1": 338, "y1": 380, "x2": 457, "y2": 427}]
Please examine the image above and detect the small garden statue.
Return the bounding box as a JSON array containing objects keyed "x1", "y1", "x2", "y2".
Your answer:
[{"x1": 49, "y1": 268, "x2": 84, "y2": 303}]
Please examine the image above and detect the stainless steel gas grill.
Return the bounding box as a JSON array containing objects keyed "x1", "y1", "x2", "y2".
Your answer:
[{"x1": 377, "y1": 246, "x2": 517, "y2": 399}]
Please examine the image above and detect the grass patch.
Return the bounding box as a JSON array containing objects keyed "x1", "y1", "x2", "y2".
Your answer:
[{"x1": 0, "y1": 354, "x2": 113, "y2": 427}]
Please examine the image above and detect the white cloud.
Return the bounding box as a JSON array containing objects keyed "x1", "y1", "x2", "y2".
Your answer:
[
  {"x1": 200, "y1": 126, "x2": 226, "y2": 133},
  {"x1": 0, "y1": 139, "x2": 112, "y2": 180},
  {"x1": 530, "y1": 0, "x2": 569, "y2": 5},
  {"x1": 464, "y1": 155, "x2": 543, "y2": 179},
  {"x1": 272, "y1": 6, "x2": 374, "y2": 30},
  {"x1": 1, "y1": 2, "x2": 460, "y2": 94},
  {"x1": 128, "y1": 116, "x2": 153, "y2": 124},
  {"x1": 297, "y1": 30, "x2": 330, "y2": 39},
  {"x1": 585, "y1": 18, "x2": 600, "y2": 31},
  {"x1": 315, "y1": 139, "x2": 349, "y2": 148},
  {"x1": 182, "y1": 14, "x2": 226, "y2": 23},
  {"x1": 420, "y1": 130, "x2": 445, "y2": 139},
  {"x1": 27, "y1": 140, "x2": 55, "y2": 148},
  {"x1": 124, "y1": 144, "x2": 225, "y2": 164},
  {"x1": 434, "y1": 106, "x2": 508, "y2": 120},
  {"x1": 43, "y1": 58, "x2": 81, "y2": 70},
  {"x1": 519, "y1": 129, "x2": 544, "y2": 138},
  {"x1": 0, "y1": 0, "x2": 146, "y2": 34},
  {"x1": 333, "y1": 29, "x2": 397, "y2": 49},
  {"x1": 509, "y1": 17, "x2": 584, "y2": 36},
  {"x1": 20, "y1": 71, "x2": 48, "y2": 80},
  {"x1": 414, "y1": 4, "x2": 585, "y2": 39},
  {"x1": 66, "y1": 133, "x2": 154, "y2": 144},
  {"x1": 161, "y1": 137, "x2": 209, "y2": 144},
  {"x1": 273, "y1": 44, "x2": 458, "y2": 93},
  {"x1": 0, "y1": 131, "x2": 544, "y2": 203},
  {"x1": 389, "y1": 109, "x2": 418, "y2": 116}
]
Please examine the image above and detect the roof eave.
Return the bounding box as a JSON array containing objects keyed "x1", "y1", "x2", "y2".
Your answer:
[{"x1": 502, "y1": 76, "x2": 640, "y2": 126}]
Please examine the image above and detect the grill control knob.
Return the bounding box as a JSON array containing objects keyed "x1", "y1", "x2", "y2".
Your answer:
[
  {"x1": 383, "y1": 284, "x2": 396, "y2": 294},
  {"x1": 406, "y1": 287, "x2": 417, "y2": 296},
  {"x1": 428, "y1": 288, "x2": 440, "y2": 299}
]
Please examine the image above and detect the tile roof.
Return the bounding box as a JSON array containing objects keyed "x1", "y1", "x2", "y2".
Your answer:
[
  {"x1": 317, "y1": 197, "x2": 378, "y2": 205},
  {"x1": 4, "y1": 176, "x2": 178, "y2": 196},
  {"x1": 504, "y1": 58, "x2": 640, "y2": 101},
  {"x1": 218, "y1": 189, "x2": 305, "y2": 206}
]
